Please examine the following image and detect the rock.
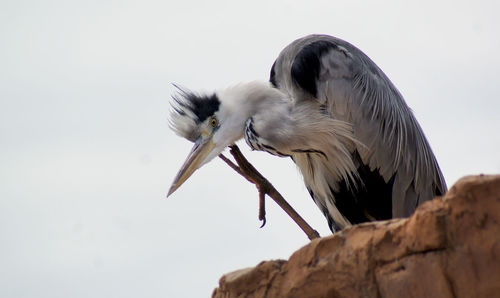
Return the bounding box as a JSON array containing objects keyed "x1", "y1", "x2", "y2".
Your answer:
[{"x1": 212, "y1": 175, "x2": 500, "y2": 298}]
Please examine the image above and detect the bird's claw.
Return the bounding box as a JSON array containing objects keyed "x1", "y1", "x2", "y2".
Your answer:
[{"x1": 259, "y1": 217, "x2": 267, "y2": 228}]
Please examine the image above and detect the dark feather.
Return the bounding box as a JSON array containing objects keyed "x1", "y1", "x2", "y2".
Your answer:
[{"x1": 290, "y1": 40, "x2": 338, "y2": 97}]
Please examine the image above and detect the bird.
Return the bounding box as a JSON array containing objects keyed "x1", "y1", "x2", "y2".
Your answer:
[{"x1": 167, "y1": 34, "x2": 447, "y2": 233}]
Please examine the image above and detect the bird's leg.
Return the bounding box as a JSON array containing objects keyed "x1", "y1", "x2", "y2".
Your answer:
[
  {"x1": 218, "y1": 152, "x2": 267, "y2": 227},
  {"x1": 258, "y1": 186, "x2": 266, "y2": 228},
  {"x1": 218, "y1": 145, "x2": 320, "y2": 240}
]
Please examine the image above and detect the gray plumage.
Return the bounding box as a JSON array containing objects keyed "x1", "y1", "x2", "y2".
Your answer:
[{"x1": 168, "y1": 34, "x2": 447, "y2": 233}]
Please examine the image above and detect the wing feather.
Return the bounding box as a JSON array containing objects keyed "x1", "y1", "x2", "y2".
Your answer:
[{"x1": 271, "y1": 34, "x2": 446, "y2": 219}]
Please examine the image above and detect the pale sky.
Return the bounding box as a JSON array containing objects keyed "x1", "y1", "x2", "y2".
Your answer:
[{"x1": 1, "y1": 0, "x2": 499, "y2": 297}]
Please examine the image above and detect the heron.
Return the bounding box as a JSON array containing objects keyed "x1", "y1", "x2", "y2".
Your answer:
[{"x1": 167, "y1": 34, "x2": 447, "y2": 233}]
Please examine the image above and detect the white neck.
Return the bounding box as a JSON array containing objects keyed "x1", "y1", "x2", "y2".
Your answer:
[
  {"x1": 213, "y1": 81, "x2": 289, "y2": 145},
  {"x1": 216, "y1": 81, "x2": 286, "y2": 115}
]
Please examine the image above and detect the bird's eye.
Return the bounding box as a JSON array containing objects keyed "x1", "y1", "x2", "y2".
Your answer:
[{"x1": 210, "y1": 117, "x2": 218, "y2": 128}]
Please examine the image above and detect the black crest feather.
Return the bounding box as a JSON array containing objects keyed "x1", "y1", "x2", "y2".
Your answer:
[
  {"x1": 170, "y1": 85, "x2": 221, "y2": 142},
  {"x1": 171, "y1": 85, "x2": 220, "y2": 124}
]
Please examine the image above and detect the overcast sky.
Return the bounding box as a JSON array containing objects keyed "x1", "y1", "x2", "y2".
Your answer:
[{"x1": 1, "y1": 0, "x2": 499, "y2": 297}]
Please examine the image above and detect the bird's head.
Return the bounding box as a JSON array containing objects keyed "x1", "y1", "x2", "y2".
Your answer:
[{"x1": 167, "y1": 82, "x2": 280, "y2": 196}]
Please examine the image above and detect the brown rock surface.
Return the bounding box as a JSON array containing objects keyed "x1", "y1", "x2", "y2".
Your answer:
[{"x1": 212, "y1": 175, "x2": 500, "y2": 298}]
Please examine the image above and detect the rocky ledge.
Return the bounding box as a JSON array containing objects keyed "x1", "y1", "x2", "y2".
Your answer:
[{"x1": 213, "y1": 175, "x2": 500, "y2": 298}]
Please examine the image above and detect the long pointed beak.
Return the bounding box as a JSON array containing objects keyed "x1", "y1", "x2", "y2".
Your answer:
[{"x1": 167, "y1": 136, "x2": 216, "y2": 197}]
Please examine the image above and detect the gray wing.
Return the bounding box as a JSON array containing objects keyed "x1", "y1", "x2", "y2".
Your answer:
[{"x1": 270, "y1": 34, "x2": 447, "y2": 218}]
